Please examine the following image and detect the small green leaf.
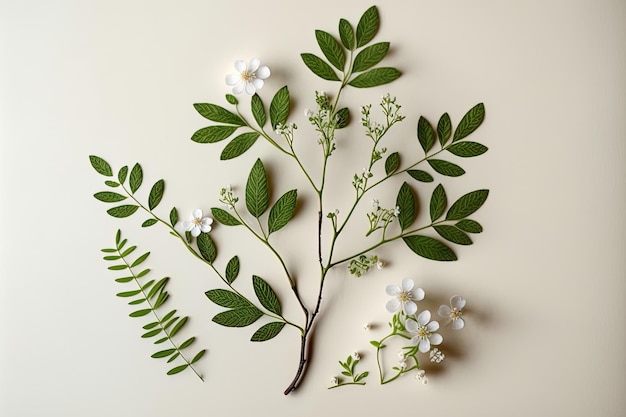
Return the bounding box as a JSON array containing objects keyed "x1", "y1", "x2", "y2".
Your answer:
[
  {"x1": 161, "y1": 309, "x2": 176, "y2": 323},
  {"x1": 268, "y1": 189, "x2": 297, "y2": 235},
  {"x1": 163, "y1": 317, "x2": 178, "y2": 330},
  {"x1": 94, "y1": 191, "x2": 126, "y2": 203},
  {"x1": 205, "y1": 289, "x2": 251, "y2": 309},
  {"x1": 348, "y1": 67, "x2": 400, "y2": 88},
  {"x1": 101, "y1": 248, "x2": 117, "y2": 253},
  {"x1": 251, "y1": 93, "x2": 266, "y2": 127},
  {"x1": 89, "y1": 155, "x2": 113, "y2": 176},
  {"x1": 130, "y1": 308, "x2": 152, "y2": 317},
  {"x1": 167, "y1": 364, "x2": 188, "y2": 375},
  {"x1": 453, "y1": 103, "x2": 485, "y2": 142},
  {"x1": 385, "y1": 152, "x2": 400, "y2": 175},
  {"x1": 369, "y1": 340, "x2": 381, "y2": 348},
  {"x1": 417, "y1": 116, "x2": 436, "y2": 153},
  {"x1": 352, "y1": 42, "x2": 389, "y2": 72},
  {"x1": 250, "y1": 322, "x2": 286, "y2": 342},
  {"x1": 142, "y1": 328, "x2": 162, "y2": 338},
  {"x1": 446, "y1": 190, "x2": 489, "y2": 221},
  {"x1": 437, "y1": 113, "x2": 452, "y2": 146},
  {"x1": 152, "y1": 348, "x2": 176, "y2": 359},
  {"x1": 115, "y1": 277, "x2": 133, "y2": 283},
  {"x1": 197, "y1": 233, "x2": 217, "y2": 263},
  {"x1": 430, "y1": 184, "x2": 447, "y2": 222},
  {"x1": 148, "y1": 179, "x2": 165, "y2": 210},
  {"x1": 212, "y1": 307, "x2": 263, "y2": 327},
  {"x1": 107, "y1": 205, "x2": 139, "y2": 218},
  {"x1": 191, "y1": 125, "x2": 239, "y2": 143},
  {"x1": 338, "y1": 18, "x2": 355, "y2": 50},
  {"x1": 167, "y1": 352, "x2": 180, "y2": 363},
  {"x1": 129, "y1": 163, "x2": 143, "y2": 194},
  {"x1": 316, "y1": 30, "x2": 345, "y2": 71},
  {"x1": 103, "y1": 255, "x2": 121, "y2": 260},
  {"x1": 169, "y1": 207, "x2": 179, "y2": 226},
  {"x1": 116, "y1": 289, "x2": 141, "y2": 297},
  {"x1": 335, "y1": 107, "x2": 350, "y2": 129},
  {"x1": 427, "y1": 159, "x2": 465, "y2": 177},
  {"x1": 447, "y1": 142, "x2": 488, "y2": 157},
  {"x1": 179, "y1": 337, "x2": 196, "y2": 350},
  {"x1": 147, "y1": 277, "x2": 169, "y2": 300},
  {"x1": 136, "y1": 268, "x2": 150, "y2": 278},
  {"x1": 193, "y1": 103, "x2": 245, "y2": 126},
  {"x1": 434, "y1": 225, "x2": 473, "y2": 245},
  {"x1": 252, "y1": 275, "x2": 282, "y2": 316},
  {"x1": 396, "y1": 182, "x2": 416, "y2": 231},
  {"x1": 141, "y1": 218, "x2": 158, "y2": 227},
  {"x1": 211, "y1": 207, "x2": 241, "y2": 226},
  {"x1": 225, "y1": 94, "x2": 238, "y2": 105},
  {"x1": 117, "y1": 165, "x2": 128, "y2": 184},
  {"x1": 245, "y1": 159, "x2": 269, "y2": 218},
  {"x1": 155, "y1": 336, "x2": 168, "y2": 344},
  {"x1": 225, "y1": 256, "x2": 240, "y2": 284},
  {"x1": 403, "y1": 235, "x2": 457, "y2": 261},
  {"x1": 131, "y1": 251, "x2": 150, "y2": 268},
  {"x1": 143, "y1": 321, "x2": 159, "y2": 330},
  {"x1": 153, "y1": 291, "x2": 168, "y2": 309},
  {"x1": 301, "y1": 53, "x2": 340, "y2": 81},
  {"x1": 269, "y1": 86, "x2": 290, "y2": 129},
  {"x1": 356, "y1": 6, "x2": 379, "y2": 47},
  {"x1": 121, "y1": 245, "x2": 136, "y2": 257},
  {"x1": 407, "y1": 170, "x2": 433, "y2": 183},
  {"x1": 190, "y1": 349, "x2": 206, "y2": 364},
  {"x1": 104, "y1": 180, "x2": 120, "y2": 187},
  {"x1": 169, "y1": 316, "x2": 188, "y2": 338},
  {"x1": 220, "y1": 132, "x2": 260, "y2": 160},
  {"x1": 455, "y1": 219, "x2": 483, "y2": 233}
]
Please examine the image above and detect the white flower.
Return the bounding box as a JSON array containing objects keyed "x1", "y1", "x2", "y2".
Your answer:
[
  {"x1": 376, "y1": 261, "x2": 384, "y2": 270},
  {"x1": 393, "y1": 206, "x2": 401, "y2": 216},
  {"x1": 415, "y1": 369, "x2": 428, "y2": 384},
  {"x1": 183, "y1": 209, "x2": 213, "y2": 237},
  {"x1": 406, "y1": 310, "x2": 443, "y2": 353},
  {"x1": 397, "y1": 351, "x2": 406, "y2": 360},
  {"x1": 385, "y1": 278, "x2": 425, "y2": 316},
  {"x1": 304, "y1": 108, "x2": 314, "y2": 118},
  {"x1": 430, "y1": 348, "x2": 445, "y2": 363},
  {"x1": 352, "y1": 352, "x2": 360, "y2": 360},
  {"x1": 363, "y1": 322, "x2": 371, "y2": 330},
  {"x1": 438, "y1": 295, "x2": 466, "y2": 330},
  {"x1": 225, "y1": 58, "x2": 270, "y2": 95},
  {"x1": 330, "y1": 376, "x2": 338, "y2": 385}
]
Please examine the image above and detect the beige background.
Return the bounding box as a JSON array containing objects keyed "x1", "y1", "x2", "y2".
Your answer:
[{"x1": 1, "y1": 0, "x2": 625, "y2": 416}]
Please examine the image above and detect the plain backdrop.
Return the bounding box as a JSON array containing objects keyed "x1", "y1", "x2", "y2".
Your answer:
[{"x1": 1, "y1": 0, "x2": 625, "y2": 416}]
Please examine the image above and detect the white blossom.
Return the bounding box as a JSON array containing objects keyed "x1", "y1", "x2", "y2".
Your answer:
[
  {"x1": 183, "y1": 209, "x2": 213, "y2": 237},
  {"x1": 225, "y1": 58, "x2": 270, "y2": 95},
  {"x1": 406, "y1": 310, "x2": 443, "y2": 353},
  {"x1": 438, "y1": 295, "x2": 466, "y2": 330},
  {"x1": 415, "y1": 369, "x2": 428, "y2": 384},
  {"x1": 352, "y1": 352, "x2": 361, "y2": 360},
  {"x1": 430, "y1": 348, "x2": 445, "y2": 363},
  {"x1": 363, "y1": 322, "x2": 371, "y2": 330},
  {"x1": 385, "y1": 278, "x2": 425, "y2": 316}
]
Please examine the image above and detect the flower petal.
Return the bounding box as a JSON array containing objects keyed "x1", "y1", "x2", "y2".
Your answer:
[
  {"x1": 438, "y1": 305, "x2": 452, "y2": 317},
  {"x1": 429, "y1": 333, "x2": 443, "y2": 346},
  {"x1": 417, "y1": 310, "x2": 431, "y2": 325},
  {"x1": 192, "y1": 208, "x2": 203, "y2": 219},
  {"x1": 413, "y1": 287, "x2": 425, "y2": 301},
  {"x1": 404, "y1": 301, "x2": 417, "y2": 316},
  {"x1": 191, "y1": 226, "x2": 201, "y2": 237},
  {"x1": 385, "y1": 284, "x2": 401, "y2": 296},
  {"x1": 200, "y1": 223, "x2": 212, "y2": 233},
  {"x1": 201, "y1": 217, "x2": 213, "y2": 226},
  {"x1": 451, "y1": 295, "x2": 466, "y2": 310},
  {"x1": 225, "y1": 74, "x2": 241, "y2": 86},
  {"x1": 386, "y1": 298, "x2": 401, "y2": 313},
  {"x1": 419, "y1": 338, "x2": 431, "y2": 353},
  {"x1": 426, "y1": 320, "x2": 439, "y2": 332},
  {"x1": 401, "y1": 277, "x2": 414, "y2": 292},
  {"x1": 234, "y1": 59, "x2": 246, "y2": 73},
  {"x1": 182, "y1": 220, "x2": 193, "y2": 230},
  {"x1": 248, "y1": 58, "x2": 260, "y2": 72},
  {"x1": 244, "y1": 82, "x2": 256, "y2": 95},
  {"x1": 451, "y1": 317, "x2": 465, "y2": 330},
  {"x1": 256, "y1": 66, "x2": 270, "y2": 79},
  {"x1": 251, "y1": 78, "x2": 264, "y2": 90},
  {"x1": 405, "y1": 318, "x2": 419, "y2": 332},
  {"x1": 232, "y1": 82, "x2": 244, "y2": 94}
]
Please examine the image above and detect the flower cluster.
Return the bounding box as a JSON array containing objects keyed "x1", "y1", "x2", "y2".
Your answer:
[
  {"x1": 365, "y1": 199, "x2": 400, "y2": 237},
  {"x1": 218, "y1": 185, "x2": 238, "y2": 210},
  {"x1": 347, "y1": 254, "x2": 383, "y2": 277},
  {"x1": 305, "y1": 91, "x2": 338, "y2": 156}
]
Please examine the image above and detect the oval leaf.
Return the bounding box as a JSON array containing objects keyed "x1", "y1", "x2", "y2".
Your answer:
[
  {"x1": 447, "y1": 141, "x2": 488, "y2": 158},
  {"x1": 268, "y1": 189, "x2": 297, "y2": 235},
  {"x1": 220, "y1": 132, "x2": 260, "y2": 160},
  {"x1": 250, "y1": 322, "x2": 286, "y2": 342},
  {"x1": 205, "y1": 289, "x2": 250, "y2": 309},
  {"x1": 455, "y1": 219, "x2": 483, "y2": 233},
  {"x1": 130, "y1": 308, "x2": 152, "y2": 317},
  {"x1": 252, "y1": 275, "x2": 282, "y2": 316},
  {"x1": 211, "y1": 207, "x2": 241, "y2": 226},
  {"x1": 418, "y1": 116, "x2": 436, "y2": 153},
  {"x1": 212, "y1": 307, "x2": 263, "y2": 327},
  {"x1": 427, "y1": 159, "x2": 465, "y2": 177},
  {"x1": 437, "y1": 113, "x2": 452, "y2": 146},
  {"x1": 148, "y1": 179, "x2": 165, "y2": 210},
  {"x1": 339, "y1": 18, "x2": 355, "y2": 50},
  {"x1": 190, "y1": 349, "x2": 206, "y2": 364},
  {"x1": 301, "y1": 53, "x2": 341, "y2": 81},
  {"x1": 129, "y1": 163, "x2": 143, "y2": 194},
  {"x1": 191, "y1": 125, "x2": 239, "y2": 144},
  {"x1": 453, "y1": 103, "x2": 485, "y2": 142},
  {"x1": 89, "y1": 155, "x2": 113, "y2": 176},
  {"x1": 251, "y1": 93, "x2": 266, "y2": 127},
  {"x1": 225, "y1": 256, "x2": 240, "y2": 284},
  {"x1": 269, "y1": 86, "x2": 290, "y2": 129},
  {"x1": 430, "y1": 184, "x2": 447, "y2": 222},
  {"x1": 167, "y1": 364, "x2": 188, "y2": 375},
  {"x1": 193, "y1": 103, "x2": 245, "y2": 126},
  {"x1": 352, "y1": 42, "x2": 389, "y2": 72},
  {"x1": 434, "y1": 225, "x2": 473, "y2": 245},
  {"x1": 315, "y1": 30, "x2": 345, "y2": 71},
  {"x1": 403, "y1": 235, "x2": 457, "y2": 261},
  {"x1": 356, "y1": 6, "x2": 379, "y2": 47},
  {"x1": 407, "y1": 169, "x2": 433, "y2": 183},
  {"x1": 107, "y1": 205, "x2": 139, "y2": 218},
  {"x1": 348, "y1": 67, "x2": 400, "y2": 88},
  {"x1": 385, "y1": 152, "x2": 400, "y2": 175},
  {"x1": 225, "y1": 94, "x2": 238, "y2": 105},
  {"x1": 142, "y1": 218, "x2": 158, "y2": 227},
  {"x1": 151, "y1": 348, "x2": 176, "y2": 359},
  {"x1": 197, "y1": 233, "x2": 217, "y2": 263},
  {"x1": 94, "y1": 191, "x2": 126, "y2": 203},
  {"x1": 169, "y1": 207, "x2": 179, "y2": 227},
  {"x1": 396, "y1": 182, "x2": 416, "y2": 231},
  {"x1": 245, "y1": 159, "x2": 269, "y2": 218},
  {"x1": 446, "y1": 190, "x2": 489, "y2": 221},
  {"x1": 335, "y1": 107, "x2": 350, "y2": 129}
]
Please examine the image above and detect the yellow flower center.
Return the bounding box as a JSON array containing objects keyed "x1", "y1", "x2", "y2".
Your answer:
[
  {"x1": 241, "y1": 70, "x2": 254, "y2": 81},
  {"x1": 451, "y1": 308, "x2": 462, "y2": 319},
  {"x1": 192, "y1": 217, "x2": 203, "y2": 226},
  {"x1": 398, "y1": 291, "x2": 411, "y2": 302}
]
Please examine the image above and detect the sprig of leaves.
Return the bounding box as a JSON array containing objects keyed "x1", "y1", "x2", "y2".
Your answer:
[
  {"x1": 102, "y1": 230, "x2": 206, "y2": 379},
  {"x1": 328, "y1": 353, "x2": 369, "y2": 389}
]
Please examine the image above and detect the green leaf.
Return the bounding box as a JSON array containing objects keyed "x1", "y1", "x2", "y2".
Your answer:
[
  {"x1": 385, "y1": 151, "x2": 400, "y2": 175},
  {"x1": 193, "y1": 103, "x2": 245, "y2": 126},
  {"x1": 115, "y1": 277, "x2": 133, "y2": 283},
  {"x1": 212, "y1": 307, "x2": 263, "y2": 327},
  {"x1": 142, "y1": 218, "x2": 158, "y2": 227},
  {"x1": 169, "y1": 316, "x2": 188, "y2": 338},
  {"x1": 453, "y1": 103, "x2": 485, "y2": 142},
  {"x1": 179, "y1": 336, "x2": 196, "y2": 350},
  {"x1": 428, "y1": 159, "x2": 465, "y2": 177},
  {"x1": 153, "y1": 291, "x2": 169, "y2": 309},
  {"x1": 430, "y1": 184, "x2": 447, "y2": 222},
  {"x1": 191, "y1": 125, "x2": 239, "y2": 143},
  {"x1": 396, "y1": 182, "x2": 416, "y2": 231},
  {"x1": 151, "y1": 348, "x2": 176, "y2": 359},
  {"x1": 356, "y1": 6, "x2": 379, "y2": 47},
  {"x1": 269, "y1": 86, "x2": 290, "y2": 129},
  {"x1": 147, "y1": 277, "x2": 169, "y2": 300},
  {"x1": 130, "y1": 308, "x2": 152, "y2": 317},
  {"x1": 116, "y1": 289, "x2": 141, "y2": 297},
  {"x1": 301, "y1": 53, "x2": 340, "y2": 81},
  {"x1": 335, "y1": 107, "x2": 350, "y2": 129},
  {"x1": 94, "y1": 191, "x2": 126, "y2": 203},
  {"x1": 352, "y1": 42, "x2": 389, "y2": 72},
  {"x1": 129, "y1": 163, "x2": 143, "y2": 194},
  {"x1": 167, "y1": 364, "x2": 188, "y2": 375},
  {"x1": 434, "y1": 225, "x2": 473, "y2": 245},
  {"x1": 197, "y1": 233, "x2": 217, "y2": 263},
  {"x1": 101, "y1": 248, "x2": 117, "y2": 253},
  {"x1": 131, "y1": 251, "x2": 150, "y2": 268},
  {"x1": 89, "y1": 155, "x2": 113, "y2": 176},
  {"x1": 120, "y1": 245, "x2": 136, "y2": 257},
  {"x1": 107, "y1": 205, "x2": 139, "y2": 218},
  {"x1": 143, "y1": 321, "x2": 159, "y2": 330},
  {"x1": 163, "y1": 317, "x2": 178, "y2": 330},
  {"x1": 205, "y1": 289, "x2": 251, "y2": 309},
  {"x1": 148, "y1": 179, "x2": 165, "y2": 210},
  {"x1": 167, "y1": 352, "x2": 180, "y2": 363},
  {"x1": 407, "y1": 169, "x2": 433, "y2": 183},
  {"x1": 169, "y1": 207, "x2": 179, "y2": 226},
  {"x1": 446, "y1": 190, "x2": 489, "y2": 221},
  {"x1": 220, "y1": 132, "x2": 260, "y2": 160},
  {"x1": 142, "y1": 328, "x2": 162, "y2": 338},
  {"x1": 268, "y1": 189, "x2": 297, "y2": 235},
  {"x1": 252, "y1": 275, "x2": 282, "y2": 316},
  {"x1": 338, "y1": 18, "x2": 355, "y2": 50},
  {"x1": 117, "y1": 166, "x2": 128, "y2": 184},
  {"x1": 455, "y1": 219, "x2": 483, "y2": 233},
  {"x1": 225, "y1": 94, "x2": 238, "y2": 105},
  {"x1": 190, "y1": 349, "x2": 206, "y2": 364},
  {"x1": 245, "y1": 159, "x2": 269, "y2": 218},
  {"x1": 251, "y1": 322, "x2": 286, "y2": 342},
  {"x1": 369, "y1": 340, "x2": 381, "y2": 348},
  {"x1": 129, "y1": 298, "x2": 146, "y2": 306},
  {"x1": 161, "y1": 309, "x2": 176, "y2": 323},
  {"x1": 225, "y1": 256, "x2": 240, "y2": 284},
  {"x1": 136, "y1": 268, "x2": 150, "y2": 278},
  {"x1": 403, "y1": 235, "x2": 457, "y2": 261},
  {"x1": 417, "y1": 116, "x2": 436, "y2": 153},
  {"x1": 104, "y1": 180, "x2": 120, "y2": 188},
  {"x1": 211, "y1": 207, "x2": 241, "y2": 226},
  {"x1": 437, "y1": 113, "x2": 452, "y2": 146},
  {"x1": 251, "y1": 93, "x2": 266, "y2": 127},
  {"x1": 315, "y1": 30, "x2": 345, "y2": 71},
  {"x1": 103, "y1": 255, "x2": 121, "y2": 260},
  {"x1": 447, "y1": 142, "x2": 488, "y2": 157},
  {"x1": 348, "y1": 67, "x2": 400, "y2": 88}
]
